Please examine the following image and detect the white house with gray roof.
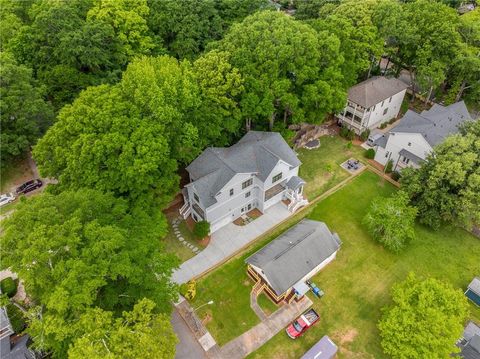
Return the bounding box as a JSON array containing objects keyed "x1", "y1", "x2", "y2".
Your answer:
[
  {"x1": 373, "y1": 101, "x2": 473, "y2": 172},
  {"x1": 179, "y1": 131, "x2": 308, "y2": 233},
  {"x1": 337, "y1": 76, "x2": 408, "y2": 134},
  {"x1": 246, "y1": 219, "x2": 341, "y2": 303}
]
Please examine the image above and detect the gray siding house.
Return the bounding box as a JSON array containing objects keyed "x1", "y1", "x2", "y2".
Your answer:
[{"x1": 179, "y1": 131, "x2": 308, "y2": 233}]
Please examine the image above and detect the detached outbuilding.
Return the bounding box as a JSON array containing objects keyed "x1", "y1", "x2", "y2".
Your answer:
[
  {"x1": 246, "y1": 219, "x2": 341, "y2": 304},
  {"x1": 465, "y1": 277, "x2": 480, "y2": 306},
  {"x1": 301, "y1": 335, "x2": 338, "y2": 359}
]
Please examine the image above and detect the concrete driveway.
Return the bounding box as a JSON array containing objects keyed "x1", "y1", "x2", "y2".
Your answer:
[
  {"x1": 172, "y1": 202, "x2": 292, "y2": 284},
  {"x1": 171, "y1": 309, "x2": 207, "y2": 359}
]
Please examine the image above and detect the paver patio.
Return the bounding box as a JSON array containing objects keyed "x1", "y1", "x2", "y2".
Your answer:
[{"x1": 171, "y1": 202, "x2": 292, "y2": 284}]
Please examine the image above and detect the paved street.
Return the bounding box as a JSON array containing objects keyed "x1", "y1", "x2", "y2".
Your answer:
[
  {"x1": 171, "y1": 202, "x2": 293, "y2": 284},
  {"x1": 171, "y1": 309, "x2": 207, "y2": 359}
]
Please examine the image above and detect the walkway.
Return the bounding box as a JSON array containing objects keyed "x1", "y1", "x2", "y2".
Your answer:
[
  {"x1": 171, "y1": 202, "x2": 292, "y2": 284},
  {"x1": 250, "y1": 285, "x2": 267, "y2": 321},
  {"x1": 220, "y1": 296, "x2": 313, "y2": 359}
]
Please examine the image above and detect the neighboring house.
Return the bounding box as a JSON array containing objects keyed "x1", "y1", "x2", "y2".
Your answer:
[
  {"x1": 373, "y1": 101, "x2": 473, "y2": 172},
  {"x1": 179, "y1": 131, "x2": 308, "y2": 233},
  {"x1": 466, "y1": 277, "x2": 480, "y2": 306},
  {"x1": 245, "y1": 219, "x2": 341, "y2": 304},
  {"x1": 456, "y1": 321, "x2": 480, "y2": 359},
  {"x1": 301, "y1": 335, "x2": 338, "y2": 359},
  {"x1": 337, "y1": 76, "x2": 408, "y2": 134},
  {"x1": 0, "y1": 307, "x2": 35, "y2": 359}
]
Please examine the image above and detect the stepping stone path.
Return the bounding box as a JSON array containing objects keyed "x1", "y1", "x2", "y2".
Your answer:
[{"x1": 171, "y1": 217, "x2": 200, "y2": 254}]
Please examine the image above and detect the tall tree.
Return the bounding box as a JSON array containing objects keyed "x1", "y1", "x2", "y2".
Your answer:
[
  {"x1": 214, "y1": 10, "x2": 346, "y2": 129},
  {"x1": 379, "y1": 273, "x2": 469, "y2": 358},
  {"x1": 68, "y1": 299, "x2": 177, "y2": 359},
  {"x1": 193, "y1": 50, "x2": 244, "y2": 146},
  {"x1": 401, "y1": 120, "x2": 480, "y2": 230},
  {"x1": 33, "y1": 84, "x2": 178, "y2": 206},
  {"x1": 0, "y1": 51, "x2": 53, "y2": 167},
  {"x1": 363, "y1": 191, "x2": 418, "y2": 252},
  {"x1": 0, "y1": 189, "x2": 177, "y2": 356}
]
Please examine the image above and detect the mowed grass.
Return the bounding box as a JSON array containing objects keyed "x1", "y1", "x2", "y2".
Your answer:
[
  {"x1": 249, "y1": 171, "x2": 480, "y2": 359},
  {"x1": 163, "y1": 220, "x2": 198, "y2": 262},
  {"x1": 297, "y1": 136, "x2": 364, "y2": 200}
]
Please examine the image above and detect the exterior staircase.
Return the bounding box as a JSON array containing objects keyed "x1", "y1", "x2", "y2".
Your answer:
[
  {"x1": 286, "y1": 190, "x2": 309, "y2": 213},
  {"x1": 179, "y1": 201, "x2": 191, "y2": 219}
]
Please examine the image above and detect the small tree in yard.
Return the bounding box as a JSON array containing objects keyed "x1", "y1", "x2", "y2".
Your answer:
[
  {"x1": 194, "y1": 220, "x2": 210, "y2": 239},
  {"x1": 363, "y1": 192, "x2": 418, "y2": 252},
  {"x1": 384, "y1": 159, "x2": 393, "y2": 173},
  {"x1": 379, "y1": 273, "x2": 469, "y2": 358}
]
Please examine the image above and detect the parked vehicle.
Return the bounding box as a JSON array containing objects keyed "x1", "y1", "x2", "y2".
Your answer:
[
  {"x1": 15, "y1": 179, "x2": 43, "y2": 195},
  {"x1": 286, "y1": 308, "x2": 320, "y2": 339},
  {"x1": 0, "y1": 193, "x2": 16, "y2": 207},
  {"x1": 367, "y1": 132, "x2": 383, "y2": 146}
]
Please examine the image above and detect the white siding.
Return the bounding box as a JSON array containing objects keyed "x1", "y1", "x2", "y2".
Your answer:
[
  {"x1": 364, "y1": 90, "x2": 406, "y2": 129},
  {"x1": 374, "y1": 132, "x2": 432, "y2": 168}
]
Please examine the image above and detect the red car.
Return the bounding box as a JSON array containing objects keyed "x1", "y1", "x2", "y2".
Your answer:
[{"x1": 286, "y1": 308, "x2": 319, "y2": 339}]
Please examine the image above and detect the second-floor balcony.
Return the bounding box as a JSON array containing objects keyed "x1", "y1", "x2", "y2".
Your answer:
[{"x1": 264, "y1": 183, "x2": 285, "y2": 202}]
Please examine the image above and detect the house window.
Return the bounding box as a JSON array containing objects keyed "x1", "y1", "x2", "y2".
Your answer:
[
  {"x1": 247, "y1": 203, "x2": 252, "y2": 211},
  {"x1": 242, "y1": 178, "x2": 253, "y2": 189},
  {"x1": 193, "y1": 214, "x2": 198, "y2": 221},
  {"x1": 383, "y1": 108, "x2": 388, "y2": 115},
  {"x1": 241, "y1": 207, "x2": 245, "y2": 213},
  {"x1": 402, "y1": 156, "x2": 410, "y2": 164},
  {"x1": 245, "y1": 191, "x2": 251, "y2": 198},
  {"x1": 229, "y1": 188, "x2": 234, "y2": 196},
  {"x1": 194, "y1": 193, "x2": 199, "y2": 203},
  {"x1": 381, "y1": 100, "x2": 385, "y2": 107},
  {"x1": 389, "y1": 96, "x2": 392, "y2": 103},
  {"x1": 272, "y1": 173, "x2": 282, "y2": 183},
  {"x1": 372, "y1": 105, "x2": 376, "y2": 111},
  {"x1": 385, "y1": 151, "x2": 389, "y2": 158},
  {"x1": 408, "y1": 142, "x2": 411, "y2": 146}
]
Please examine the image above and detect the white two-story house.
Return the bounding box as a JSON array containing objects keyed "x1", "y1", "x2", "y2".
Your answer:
[
  {"x1": 373, "y1": 101, "x2": 473, "y2": 172},
  {"x1": 179, "y1": 131, "x2": 308, "y2": 233},
  {"x1": 337, "y1": 76, "x2": 408, "y2": 134}
]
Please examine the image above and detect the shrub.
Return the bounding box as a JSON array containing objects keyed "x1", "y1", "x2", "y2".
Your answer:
[
  {"x1": 391, "y1": 171, "x2": 401, "y2": 181},
  {"x1": 385, "y1": 159, "x2": 393, "y2": 173},
  {"x1": 365, "y1": 148, "x2": 375, "y2": 159},
  {"x1": 0, "y1": 277, "x2": 17, "y2": 298},
  {"x1": 346, "y1": 141, "x2": 352, "y2": 149},
  {"x1": 193, "y1": 220, "x2": 210, "y2": 239},
  {"x1": 380, "y1": 122, "x2": 388, "y2": 129},
  {"x1": 340, "y1": 127, "x2": 354, "y2": 140},
  {"x1": 6, "y1": 303, "x2": 26, "y2": 333},
  {"x1": 181, "y1": 280, "x2": 196, "y2": 300},
  {"x1": 360, "y1": 129, "x2": 371, "y2": 141}
]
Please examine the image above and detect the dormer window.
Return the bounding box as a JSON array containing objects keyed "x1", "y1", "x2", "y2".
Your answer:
[{"x1": 272, "y1": 173, "x2": 282, "y2": 183}]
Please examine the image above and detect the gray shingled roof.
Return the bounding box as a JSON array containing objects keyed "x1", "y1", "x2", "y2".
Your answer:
[
  {"x1": 301, "y1": 335, "x2": 338, "y2": 359},
  {"x1": 391, "y1": 101, "x2": 472, "y2": 147},
  {"x1": 286, "y1": 176, "x2": 305, "y2": 191},
  {"x1": 399, "y1": 149, "x2": 424, "y2": 164},
  {"x1": 186, "y1": 131, "x2": 301, "y2": 207},
  {"x1": 348, "y1": 76, "x2": 409, "y2": 108},
  {"x1": 373, "y1": 133, "x2": 389, "y2": 148},
  {"x1": 469, "y1": 277, "x2": 480, "y2": 295},
  {"x1": 245, "y1": 219, "x2": 341, "y2": 295}
]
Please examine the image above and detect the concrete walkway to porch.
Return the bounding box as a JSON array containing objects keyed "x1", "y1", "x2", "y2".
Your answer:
[
  {"x1": 171, "y1": 202, "x2": 292, "y2": 284},
  {"x1": 220, "y1": 296, "x2": 313, "y2": 359}
]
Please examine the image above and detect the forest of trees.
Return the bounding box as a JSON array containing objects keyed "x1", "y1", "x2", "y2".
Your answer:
[{"x1": 0, "y1": 0, "x2": 479, "y2": 357}]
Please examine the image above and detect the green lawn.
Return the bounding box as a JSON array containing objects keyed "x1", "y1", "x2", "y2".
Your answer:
[
  {"x1": 163, "y1": 220, "x2": 198, "y2": 262},
  {"x1": 190, "y1": 171, "x2": 480, "y2": 357},
  {"x1": 249, "y1": 171, "x2": 480, "y2": 359},
  {"x1": 297, "y1": 136, "x2": 364, "y2": 200}
]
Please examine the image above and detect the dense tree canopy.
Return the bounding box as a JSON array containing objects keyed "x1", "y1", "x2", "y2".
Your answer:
[
  {"x1": 0, "y1": 51, "x2": 53, "y2": 168},
  {"x1": 363, "y1": 191, "x2": 418, "y2": 252},
  {"x1": 68, "y1": 299, "x2": 177, "y2": 359},
  {"x1": 214, "y1": 10, "x2": 346, "y2": 129},
  {"x1": 401, "y1": 120, "x2": 480, "y2": 230},
  {"x1": 379, "y1": 273, "x2": 469, "y2": 358},
  {"x1": 0, "y1": 189, "x2": 177, "y2": 356}
]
